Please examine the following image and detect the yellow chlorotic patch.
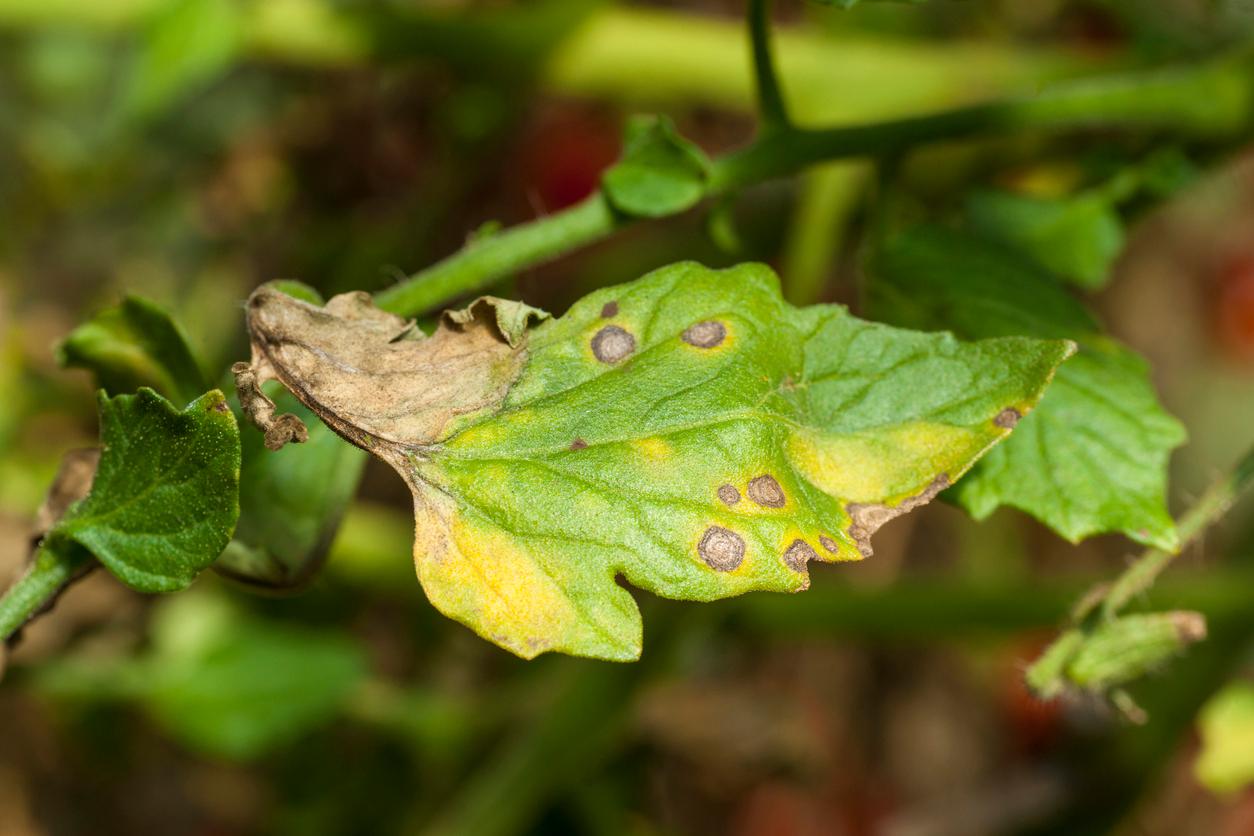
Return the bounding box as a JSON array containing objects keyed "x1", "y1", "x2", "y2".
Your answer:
[
  {"x1": 632, "y1": 437, "x2": 673, "y2": 463},
  {"x1": 411, "y1": 494, "x2": 586, "y2": 659},
  {"x1": 788, "y1": 421, "x2": 985, "y2": 502}
]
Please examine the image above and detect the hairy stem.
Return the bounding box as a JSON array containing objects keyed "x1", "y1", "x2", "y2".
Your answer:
[
  {"x1": 0, "y1": 545, "x2": 91, "y2": 642},
  {"x1": 1101, "y1": 445, "x2": 1254, "y2": 619},
  {"x1": 377, "y1": 51, "x2": 1253, "y2": 317},
  {"x1": 748, "y1": 0, "x2": 790, "y2": 129}
]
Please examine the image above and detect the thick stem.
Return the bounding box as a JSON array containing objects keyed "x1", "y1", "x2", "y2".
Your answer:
[
  {"x1": 1101, "y1": 445, "x2": 1254, "y2": 619},
  {"x1": 748, "y1": 0, "x2": 790, "y2": 129},
  {"x1": 373, "y1": 193, "x2": 619, "y2": 316},
  {"x1": 376, "y1": 51, "x2": 1253, "y2": 317},
  {"x1": 0, "y1": 544, "x2": 91, "y2": 642}
]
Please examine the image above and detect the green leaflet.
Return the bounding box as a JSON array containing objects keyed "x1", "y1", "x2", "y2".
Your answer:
[
  {"x1": 966, "y1": 188, "x2": 1125, "y2": 291},
  {"x1": 239, "y1": 262, "x2": 1071, "y2": 661},
  {"x1": 1196, "y1": 681, "x2": 1254, "y2": 795},
  {"x1": 868, "y1": 225, "x2": 1185, "y2": 550},
  {"x1": 602, "y1": 115, "x2": 710, "y2": 218},
  {"x1": 45, "y1": 388, "x2": 240, "y2": 593},
  {"x1": 57, "y1": 294, "x2": 209, "y2": 406}
]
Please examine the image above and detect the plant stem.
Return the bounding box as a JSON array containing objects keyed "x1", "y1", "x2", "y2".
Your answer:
[
  {"x1": 1101, "y1": 445, "x2": 1254, "y2": 620},
  {"x1": 747, "y1": 0, "x2": 790, "y2": 129},
  {"x1": 377, "y1": 51, "x2": 1253, "y2": 317},
  {"x1": 373, "y1": 193, "x2": 619, "y2": 316},
  {"x1": 0, "y1": 545, "x2": 91, "y2": 642}
]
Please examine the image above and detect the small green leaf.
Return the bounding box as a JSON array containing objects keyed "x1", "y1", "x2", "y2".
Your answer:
[
  {"x1": 966, "y1": 189, "x2": 1125, "y2": 290},
  {"x1": 1196, "y1": 681, "x2": 1254, "y2": 795},
  {"x1": 240, "y1": 262, "x2": 1070, "y2": 661},
  {"x1": 218, "y1": 386, "x2": 367, "y2": 589},
  {"x1": 58, "y1": 295, "x2": 208, "y2": 405},
  {"x1": 602, "y1": 115, "x2": 710, "y2": 218},
  {"x1": 45, "y1": 388, "x2": 241, "y2": 593},
  {"x1": 869, "y1": 226, "x2": 1185, "y2": 549}
]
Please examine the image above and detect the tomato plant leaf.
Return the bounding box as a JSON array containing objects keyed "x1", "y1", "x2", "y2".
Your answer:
[
  {"x1": 869, "y1": 226, "x2": 1185, "y2": 550},
  {"x1": 57, "y1": 294, "x2": 208, "y2": 406},
  {"x1": 1196, "y1": 680, "x2": 1254, "y2": 795},
  {"x1": 218, "y1": 385, "x2": 368, "y2": 589},
  {"x1": 44, "y1": 388, "x2": 241, "y2": 593},
  {"x1": 602, "y1": 115, "x2": 710, "y2": 218},
  {"x1": 966, "y1": 188, "x2": 1125, "y2": 291},
  {"x1": 238, "y1": 262, "x2": 1071, "y2": 660}
]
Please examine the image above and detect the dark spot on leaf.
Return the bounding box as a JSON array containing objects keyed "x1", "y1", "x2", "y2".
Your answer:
[
  {"x1": 717, "y1": 484, "x2": 740, "y2": 506},
  {"x1": 570, "y1": 438, "x2": 588, "y2": 450},
  {"x1": 845, "y1": 473, "x2": 950, "y2": 558},
  {"x1": 600, "y1": 301, "x2": 619, "y2": 318},
  {"x1": 591, "y1": 325, "x2": 635, "y2": 364},
  {"x1": 819, "y1": 536, "x2": 839, "y2": 553},
  {"x1": 682, "y1": 320, "x2": 726, "y2": 348},
  {"x1": 211, "y1": 400, "x2": 229, "y2": 414},
  {"x1": 783, "y1": 539, "x2": 818, "y2": 572},
  {"x1": 994, "y1": 407, "x2": 1021, "y2": 429},
  {"x1": 698, "y1": 526, "x2": 745, "y2": 571},
  {"x1": 747, "y1": 475, "x2": 786, "y2": 508}
]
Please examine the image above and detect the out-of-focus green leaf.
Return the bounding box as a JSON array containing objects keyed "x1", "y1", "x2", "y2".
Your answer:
[
  {"x1": 602, "y1": 115, "x2": 709, "y2": 218},
  {"x1": 966, "y1": 189, "x2": 1125, "y2": 290},
  {"x1": 869, "y1": 225, "x2": 1185, "y2": 549},
  {"x1": 35, "y1": 593, "x2": 367, "y2": 761},
  {"x1": 122, "y1": 0, "x2": 243, "y2": 121},
  {"x1": 44, "y1": 388, "x2": 240, "y2": 593},
  {"x1": 241, "y1": 262, "x2": 1071, "y2": 661},
  {"x1": 218, "y1": 386, "x2": 367, "y2": 589},
  {"x1": 58, "y1": 295, "x2": 208, "y2": 406},
  {"x1": 1196, "y1": 681, "x2": 1254, "y2": 795},
  {"x1": 807, "y1": 0, "x2": 926, "y2": 7}
]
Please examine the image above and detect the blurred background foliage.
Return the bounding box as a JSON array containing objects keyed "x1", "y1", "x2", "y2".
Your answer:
[{"x1": 2, "y1": 0, "x2": 1254, "y2": 834}]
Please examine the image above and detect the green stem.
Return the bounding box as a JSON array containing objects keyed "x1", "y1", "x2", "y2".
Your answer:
[
  {"x1": 748, "y1": 0, "x2": 790, "y2": 129},
  {"x1": 1101, "y1": 445, "x2": 1254, "y2": 620},
  {"x1": 0, "y1": 545, "x2": 91, "y2": 641},
  {"x1": 373, "y1": 193, "x2": 619, "y2": 316},
  {"x1": 377, "y1": 51, "x2": 1253, "y2": 317}
]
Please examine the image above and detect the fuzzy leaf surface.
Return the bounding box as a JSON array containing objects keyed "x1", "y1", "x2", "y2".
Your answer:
[
  {"x1": 45, "y1": 388, "x2": 241, "y2": 592},
  {"x1": 242, "y1": 262, "x2": 1070, "y2": 660},
  {"x1": 868, "y1": 226, "x2": 1184, "y2": 549}
]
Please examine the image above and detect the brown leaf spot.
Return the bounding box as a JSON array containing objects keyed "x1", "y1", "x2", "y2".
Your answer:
[
  {"x1": 600, "y1": 301, "x2": 619, "y2": 318},
  {"x1": 570, "y1": 438, "x2": 588, "y2": 451},
  {"x1": 845, "y1": 474, "x2": 950, "y2": 558},
  {"x1": 211, "y1": 400, "x2": 230, "y2": 414},
  {"x1": 698, "y1": 526, "x2": 745, "y2": 571},
  {"x1": 591, "y1": 325, "x2": 635, "y2": 364},
  {"x1": 819, "y1": 536, "x2": 839, "y2": 554},
  {"x1": 717, "y1": 484, "x2": 740, "y2": 506},
  {"x1": 747, "y1": 475, "x2": 786, "y2": 508},
  {"x1": 994, "y1": 407, "x2": 1021, "y2": 429},
  {"x1": 682, "y1": 320, "x2": 726, "y2": 348},
  {"x1": 783, "y1": 539, "x2": 818, "y2": 572}
]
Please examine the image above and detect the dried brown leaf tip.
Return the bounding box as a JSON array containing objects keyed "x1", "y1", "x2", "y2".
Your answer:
[
  {"x1": 845, "y1": 473, "x2": 950, "y2": 558},
  {"x1": 235, "y1": 286, "x2": 547, "y2": 457}
]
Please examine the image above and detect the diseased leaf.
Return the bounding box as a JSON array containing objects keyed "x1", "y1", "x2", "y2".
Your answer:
[
  {"x1": 44, "y1": 388, "x2": 240, "y2": 593},
  {"x1": 868, "y1": 226, "x2": 1185, "y2": 549},
  {"x1": 966, "y1": 188, "x2": 1125, "y2": 290},
  {"x1": 57, "y1": 295, "x2": 208, "y2": 405},
  {"x1": 602, "y1": 115, "x2": 710, "y2": 218},
  {"x1": 237, "y1": 262, "x2": 1071, "y2": 660},
  {"x1": 1196, "y1": 681, "x2": 1254, "y2": 795}
]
